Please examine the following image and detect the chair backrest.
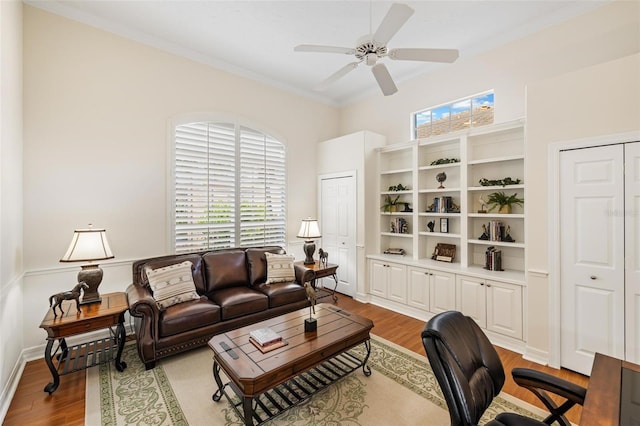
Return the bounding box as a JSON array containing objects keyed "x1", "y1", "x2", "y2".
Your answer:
[{"x1": 421, "y1": 311, "x2": 506, "y2": 426}]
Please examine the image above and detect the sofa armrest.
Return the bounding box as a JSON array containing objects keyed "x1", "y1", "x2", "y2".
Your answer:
[
  {"x1": 294, "y1": 264, "x2": 315, "y2": 285},
  {"x1": 126, "y1": 283, "x2": 159, "y2": 318},
  {"x1": 126, "y1": 283, "x2": 160, "y2": 368}
]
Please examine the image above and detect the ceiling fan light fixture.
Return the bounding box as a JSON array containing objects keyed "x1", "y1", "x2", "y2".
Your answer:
[{"x1": 294, "y1": 3, "x2": 459, "y2": 96}]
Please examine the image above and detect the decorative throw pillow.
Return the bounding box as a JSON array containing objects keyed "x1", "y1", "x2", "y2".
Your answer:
[
  {"x1": 145, "y1": 260, "x2": 200, "y2": 309},
  {"x1": 265, "y1": 252, "x2": 295, "y2": 284}
]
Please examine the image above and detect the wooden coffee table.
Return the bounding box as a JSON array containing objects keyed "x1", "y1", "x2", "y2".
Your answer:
[{"x1": 208, "y1": 304, "x2": 374, "y2": 425}]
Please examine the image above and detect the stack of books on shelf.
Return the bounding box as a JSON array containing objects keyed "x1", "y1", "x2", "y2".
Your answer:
[
  {"x1": 488, "y1": 220, "x2": 506, "y2": 241},
  {"x1": 430, "y1": 196, "x2": 458, "y2": 213},
  {"x1": 390, "y1": 217, "x2": 408, "y2": 234},
  {"x1": 249, "y1": 327, "x2": 288, "y2": 353},
  {"x1": 485, "y1": 246, "x2": 503, "y2": 271}
]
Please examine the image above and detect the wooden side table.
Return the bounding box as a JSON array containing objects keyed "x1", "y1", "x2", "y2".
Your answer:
[
  {"x1": 39, "y1": 291, "x2": 128, "y2": 394},
  {"x1": 296, "y1": 261, "x2": 339, "y2": 302}
]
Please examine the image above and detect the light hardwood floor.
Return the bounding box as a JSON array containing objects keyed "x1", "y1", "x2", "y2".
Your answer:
[{"x1": 3, "y1": 293, "x2": 588, "y2": 425}]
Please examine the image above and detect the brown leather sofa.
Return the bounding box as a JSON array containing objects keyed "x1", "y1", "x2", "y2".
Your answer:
[{"x1": 126, "y1": 246, "x2": 312, "y2": 369}]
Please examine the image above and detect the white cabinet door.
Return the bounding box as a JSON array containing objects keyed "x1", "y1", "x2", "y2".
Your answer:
[
  {"x1": 387, "y1": 263, "x2": 407, "y2": 303},
  {"x1": 429, "y1": 270, "x2": 456, "y2": 314},
  {"x1": 369, "y1": 260, "x2": 388, "y2": 298},
  {"x1": 407, "y1": 267, "x2": 430, "y2": 310},
  {"x1": 456, "y1": 275, "x2": 487, "y2": 328},
  {"x1": 486, "y1": 280, "x2": 522, "y2": 339}
]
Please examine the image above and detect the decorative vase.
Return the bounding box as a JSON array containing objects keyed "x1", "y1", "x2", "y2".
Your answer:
[{"x1": 498, "y1": 205, "x2": 512, "y2": 214}]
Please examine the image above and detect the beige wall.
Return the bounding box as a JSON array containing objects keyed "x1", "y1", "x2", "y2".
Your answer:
[
  {"x1": 339, "y1": 1, "x2": 640, "y2": 145},
  {"x1": 23, "y1": 6, "x2": 339, "y2": 271},
  {"x1": 526, "y1": 53, "x2": 640, "y2": 361},
  {"x1": 0, "y1": 0, "x2": 24, "y2": 417},
  {"x1": 20, "y1": 6, "x2": 339, "y2": 349}
]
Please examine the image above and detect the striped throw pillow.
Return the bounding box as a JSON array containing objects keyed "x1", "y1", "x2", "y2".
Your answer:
[
  {"x1": 145, "y1": 260, "x2": 200, "y2": 309},
  {"x1": 265, "y1": 252, "x2": 295, "y2": 284}
]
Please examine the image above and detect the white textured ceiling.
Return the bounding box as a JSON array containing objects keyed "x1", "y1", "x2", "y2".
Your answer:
[{"x1": 27, "y1": 0, "x2": 609, "y2": 105}]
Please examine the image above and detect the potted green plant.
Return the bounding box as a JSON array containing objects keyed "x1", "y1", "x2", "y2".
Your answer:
[
  {"x1": 486, "y1": 191, "x2": 524, "y2": 214},
  {"x1": 381, "y1": 194, "x2": 401, "y2": 212}
]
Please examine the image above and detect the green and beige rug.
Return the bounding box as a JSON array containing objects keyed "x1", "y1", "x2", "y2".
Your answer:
[{"x1": 86, "y1": 335, "x2": 545, "y2": 425}]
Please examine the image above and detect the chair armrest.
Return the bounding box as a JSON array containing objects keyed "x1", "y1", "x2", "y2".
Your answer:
[
  {"x1": 512, "y1": 367, "x2": 586, "y2": 405},
  {"x1": 294, "y1": 264, "x2": 315, "y2": 285}
]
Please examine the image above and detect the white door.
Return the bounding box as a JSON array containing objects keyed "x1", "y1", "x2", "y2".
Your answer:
[
  {"x1": 560, "y1": 145, "x2": 625, "y2": 375},
  {"x1": 625, "y1": 142, "x2": 640, "y2": 364},
  {"x1": 320, "y1": 174, "x2": 357, "y2": 296}
]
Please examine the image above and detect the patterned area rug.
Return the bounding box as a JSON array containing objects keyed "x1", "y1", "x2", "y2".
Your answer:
[{"x1": 86, "y1": 335, "x2": 545, "y2": 425}]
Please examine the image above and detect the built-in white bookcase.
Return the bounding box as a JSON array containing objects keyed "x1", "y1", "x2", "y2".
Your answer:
[{"x1": 370, "y1": 119, "x2": 526, "y2": 351}]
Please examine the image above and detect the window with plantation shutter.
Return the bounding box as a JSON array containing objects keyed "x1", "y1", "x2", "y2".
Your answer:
[{"x1": 174, "y1": 121, "x2": 286, "y2": 253}]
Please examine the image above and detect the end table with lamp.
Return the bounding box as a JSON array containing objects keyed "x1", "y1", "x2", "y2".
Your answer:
[{"x1": 39, "y1": 225, "x2": 127, "y2": 394}]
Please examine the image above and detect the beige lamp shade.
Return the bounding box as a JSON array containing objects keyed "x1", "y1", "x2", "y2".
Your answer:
[
  {"x1": 297, "y1": 218, "x2": 321, "y2": 240},
  {"x1": 60, "y1": 226, "x2": 114, "y2": 304}
]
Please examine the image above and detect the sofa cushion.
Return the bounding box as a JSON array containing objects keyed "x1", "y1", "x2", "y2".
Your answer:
[
  {"x1": 246, "y1": 247, "x2": 286, "y2": 286},
  {"x1": 254, "y1": 281, "x2": 307, "y2": 308},
  {"x1": 145, "y1": 261, "x2": 201, "y2": 309},
  {"x1": 265, "y1": 252, "x2": 296, "y2": 284},
  {"x1": 141, "y1": 254, "x2": 205, "y2": 294},
  {"x1": 210, "y1": 287, "x2": 268, "y2": 320},
  {"x1": 159, "y1": 298, "x2": 221, "y2": 337},
  {"x1": 203, "y1": 250, "x2": 249, "y2": 292}
]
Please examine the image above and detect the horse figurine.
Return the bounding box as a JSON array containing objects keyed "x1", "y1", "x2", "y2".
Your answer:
[
  {"x1": 49, "y1": 282, "x2": 89, "y2": 317},
  {"x1": 318, "y1": 248, "x2": 328, "y2": 268}
]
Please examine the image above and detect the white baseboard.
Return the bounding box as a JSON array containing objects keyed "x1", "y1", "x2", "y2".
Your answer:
[
  {"x1": 0, "y1": 354, "x2": 26, "y2": 424},
  {"x1": 523, "y1": 345, "x2": 550, "y2": 366},
  {"x1": 0, "y1": 324, "x2": 135, "y2": 424}
]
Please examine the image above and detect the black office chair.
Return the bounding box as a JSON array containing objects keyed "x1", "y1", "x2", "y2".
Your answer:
[{"x1": 421, "y1": 311, "x2": 586, "y2": 426}]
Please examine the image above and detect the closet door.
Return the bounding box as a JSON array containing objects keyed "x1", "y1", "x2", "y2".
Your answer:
[
  {"x1": 625, "y1": 142, "x2": 640, "y2": 364},
  {"x1": 560, "y1": 144, "x2": 625, "y2": 375}
]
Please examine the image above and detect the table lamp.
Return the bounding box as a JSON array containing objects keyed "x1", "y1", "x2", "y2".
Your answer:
[
  {"x1": 60, "y1": 225, "x2": 114, "y2": 304},
  {"x1": 297, "y1": 218, "x2": 321, "y2": 265}
]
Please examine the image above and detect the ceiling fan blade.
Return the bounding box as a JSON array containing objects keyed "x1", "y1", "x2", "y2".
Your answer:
[
  {"x1": 371, "y1": 63, "x2": 398, "y2": 96},
  {"x1": 373, "y1": 3, "x2": 414, "y2": 46},
  {"x1": 388, "y1": 48, "x2": 459, "y2": 63},
  {"x1": 294, "y1": 44, "x2": 355, "y2": 55},
  {"x1": 315, "y1": 62, "x2": 360, "y2": 91}
]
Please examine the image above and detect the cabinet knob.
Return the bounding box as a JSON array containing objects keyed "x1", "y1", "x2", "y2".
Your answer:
[
  {"x1": 487, "y1": 284, "x2": 491, "y2": 287},
  {"x1": 480, "y1": 283, "x2": 484, "y2": 286},
  {"x1": 590, "y1": 275, "x2": 597, "y2": 280}
]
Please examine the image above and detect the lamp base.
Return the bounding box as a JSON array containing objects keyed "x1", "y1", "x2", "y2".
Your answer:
[
  {"x1": 77, "y1": 264, "x2": 103, "y2": 305},
  {"x1": 303, "y1": 241, "x2": 316, "y2": 265},
  {"x1": 304, "y1": 318, "x2": 317, "y2": 332}
]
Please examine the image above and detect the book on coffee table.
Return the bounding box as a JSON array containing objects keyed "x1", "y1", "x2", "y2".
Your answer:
[
  {"x1": 249, "y1": 336, "x2": 288, "y2": 353},
  {"x1": 249, "y1": 327, "x2": 282, "y2": 346}
]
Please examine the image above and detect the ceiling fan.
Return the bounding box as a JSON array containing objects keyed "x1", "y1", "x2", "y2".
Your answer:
[{"x1": 294, "y1": 3, "x2": 459, "y2": 96}]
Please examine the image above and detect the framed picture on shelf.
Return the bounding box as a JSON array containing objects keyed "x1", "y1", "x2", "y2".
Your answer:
[{"x1": 440, "y1": 218, "x2": 449, "y2": 233}]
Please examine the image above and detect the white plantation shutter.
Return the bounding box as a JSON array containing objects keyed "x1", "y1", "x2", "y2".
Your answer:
[
  {"x1": 174, "y1": 122, "x2": 286, "y2": 253},
  {"x1": 239, "y1": 127, "x2": 286, "y2": 246}
]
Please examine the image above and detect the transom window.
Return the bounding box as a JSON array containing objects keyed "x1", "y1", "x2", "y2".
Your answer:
[
  {"x1": 413, "y1": 91, "x2": 494, "y2": 139},
  {"x1": 173, "y1": 121, "x2": 286, "y2": 253}
]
